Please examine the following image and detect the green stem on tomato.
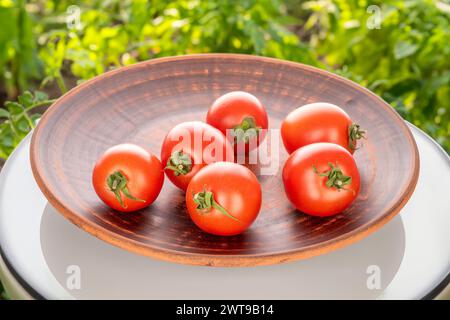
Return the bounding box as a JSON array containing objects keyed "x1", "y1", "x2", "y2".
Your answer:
[
  {"x1": 231, "y1": 116, "x2": 261, "y2": 144},
  {"x1": 165, "y1": 150, "x2": 192, "y2": 176},
  {"x1": 107, "y1": 170, "x2": 145, "y2": 208},
  {"x1": 193, "y1": 188, "x2": 241, "y2": 222},
  {"x1": 313, "y1": 162, "x2": 352, "y2": 191},
  {"x1": 348, "y1": 123, "x2": 366, "y2": 151}
]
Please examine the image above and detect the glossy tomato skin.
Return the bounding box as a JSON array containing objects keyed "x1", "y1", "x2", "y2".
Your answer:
[
  {"x1": 281, "y1": 103, "x2": 354, "y2": 154},
  {"x1": 186, "y1": 162, "x2": 262, "y2": 236},
  {"x1": 92, "y1": 144, "x2": 164, "y2": 212},
  {"x1": 282, "y1": 143, "x2": 360, "y2": 217},
  {"x1": 161, "y1": 121, "x2": 234, "y2": 191},
  {"x1": 206, "y1": 91, "x2": 268, "y2": 152}
]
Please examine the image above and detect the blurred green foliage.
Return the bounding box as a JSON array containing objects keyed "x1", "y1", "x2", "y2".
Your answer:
[
  {"x1": 36, "y1": 0, "x2": 318, "y2": 80},
  {"x1": 0, "y1": 0, "x2": 40, "y2": 96},
  {"x1": 302, "y1": 0, "x2": 450, "y2": 150},
  {"x1": 0, "y1": 0, "x2": 449, "y2": 159},
  {"x1": 0, "y1": 90, "x2": 54, "y2": 158}
]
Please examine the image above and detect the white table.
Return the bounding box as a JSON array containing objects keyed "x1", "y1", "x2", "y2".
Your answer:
[{"x1": 0, "y1": 124, "x2": 449, "y2": 300}]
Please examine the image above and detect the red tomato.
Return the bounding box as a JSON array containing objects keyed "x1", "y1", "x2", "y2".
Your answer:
[
  {"x1": 161, "y1": 121, "x2": 234, "y2": 191},
  {"x1": 281, "y1": 102, "x2": 366, "y2": 154},
  {"x1": 206, "y1": 91, "x2": 268, "y2": 153},
  {"x1": 92, "y1": 144, "x2": 164, "y2": 212},
  {"x1": 186, "y1": 162, "x2": 262, "y2": 236},
  {"x1": 282, "y1": 143, "x2": 360, "y2": 217}
]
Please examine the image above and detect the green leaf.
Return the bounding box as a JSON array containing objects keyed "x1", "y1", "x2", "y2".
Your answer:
[
  {"x1": 0, "y1": 108, "x2": 10, "y2": 119},
  {"x1": 30, "y1": 114, "x2": 41, "y2": 125},
  {"x1": 0, "y1": 127, "x2": 14, "y2": 148},
  {"x1": 16, "y1": 117, "x2": 30, "y2": 133},
  {"x1": 18, "y1": 91, "x2": 34, "y2": 108},
  {"x1": 394, "y1": 41, "x2": 419, "y2": 60},
  {"x1": 5, "y1": 102, "x2": 24, "y2": 115},
  {"x1": 33, "y1": 90, "x2": 49, "y2": 102}
]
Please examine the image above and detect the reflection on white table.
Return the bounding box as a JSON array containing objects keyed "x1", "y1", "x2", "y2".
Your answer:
[{"x1": 0, "y1": 125, "x2": 449, "y2": 299}]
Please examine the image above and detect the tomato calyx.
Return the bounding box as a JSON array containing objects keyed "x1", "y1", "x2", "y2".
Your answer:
[
  {"x1": 231, "y1": 117, "x2": 261, "y2": 144},
  {"x1": 313, "y1": 163, "x2": 352, "y2": 191},
  {"x1": 165, "y1": 150, "x2": 192, "y2": 176},
  {"x1": 348, "y1": 123, "x2": 366, "y2": 151},
  {"x1": 107, "y1": 171, "x2": 145, "y2": 208},
  {"x1": 193, "y1": 188, "x2": 241, "y2": 222}
]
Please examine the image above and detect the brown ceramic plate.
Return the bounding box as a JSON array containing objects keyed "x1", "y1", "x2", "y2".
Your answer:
[{"x1": 30, "y1": 54, "x2": 419, "y2": 267}]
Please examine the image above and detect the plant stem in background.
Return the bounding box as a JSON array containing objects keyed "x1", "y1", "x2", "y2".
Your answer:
[
  {"x1": 55, "y1": 71, "x2": 67, "y2": 94},
  {"x1": 0, "y1": 91, "x2": 55, "y2": 159},
  {"x1": 14, "y1": 0, "x2": 25, "y2": 94}
]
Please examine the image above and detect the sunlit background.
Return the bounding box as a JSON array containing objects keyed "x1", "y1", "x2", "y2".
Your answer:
[{"x1": 0, "y1": 0, "x2": 449, "y2": 299}]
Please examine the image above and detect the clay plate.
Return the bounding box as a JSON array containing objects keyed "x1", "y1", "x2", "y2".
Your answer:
[{"x1": 30, "y1": 54, "x2": 419, "y2": 267}]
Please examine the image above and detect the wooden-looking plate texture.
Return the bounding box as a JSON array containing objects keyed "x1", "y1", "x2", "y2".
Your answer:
[{"x1": 30, "y1": 54, "x2": 419, "y2": 267}]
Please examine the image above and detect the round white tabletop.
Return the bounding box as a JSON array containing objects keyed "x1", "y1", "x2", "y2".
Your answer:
[{"x1": 0, "y1": 124, "x2": 449, "y2": 300}]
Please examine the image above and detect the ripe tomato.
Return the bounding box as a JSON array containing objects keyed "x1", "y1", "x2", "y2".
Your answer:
[
  {"x1": 282, "y1": 143, "x2": 360, "y2": 217},
  {"x1": 281, "y1": 102, "x2": 366, "y2": 154},
  {"x1": 206, "y1": 91, "x2": 268, "y2": 153},
  {"x1": 92, "y1": 144, "x2": 164, "y2": 212},
  {"x1": 161, "y1": 121, "x2": 234, "y2": 191},
  {"x1": 186, "y1": 162, "x2": 262, "y2": 236}
]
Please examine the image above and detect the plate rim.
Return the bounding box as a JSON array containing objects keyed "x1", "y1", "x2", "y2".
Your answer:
[{"x1": 29, "y1": 53, "x2": 420, "y2": 267}]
